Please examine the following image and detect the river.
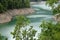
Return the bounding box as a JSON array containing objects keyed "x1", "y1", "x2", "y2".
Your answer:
[{"x1": 0, "y1": 3, "x2": 54, "y2": 40}]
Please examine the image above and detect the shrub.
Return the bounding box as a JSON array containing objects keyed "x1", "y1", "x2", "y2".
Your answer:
[
  {"x1": 53, "y1": 5, "x2": 60, "y2": 15},
  {"x1": 11, "y1": 16, "x2": 37, "y2": 40},
  {"x1": 38, "y1": 21, "x2": 60, "y2": 40},
  {"x1": 46, "y1": 0, "x2": 59, "y2": 15},
  {"x1": 0, "y1": 3, "x2": 6, "y2": 13},
  {"x1": 24, "y1": 0, "x2": 30, "y2": 8}
]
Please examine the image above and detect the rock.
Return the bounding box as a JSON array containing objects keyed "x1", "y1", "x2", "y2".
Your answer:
[
  {"x1": 53, "y1": 13, "x2": 60, "y2": 22},
  {"x1": 0, "y1": 8, "x2": 35, "y2": 23},
  {"x1": 0, "y1": 14, "x2": 12, "y2": 23}
]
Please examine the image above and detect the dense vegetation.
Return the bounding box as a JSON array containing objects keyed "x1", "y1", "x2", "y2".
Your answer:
[
  {"x1": 0, "y1": 0, "x2": 30, "y2": 13},
  {"x1": 11, "y1": 16, "x2": 60, "y2": 40},
  {"x1": 38, "y1": 21, "x2": 60, "y2": 40},
  {"x1": 38, "y1": 0, "x2": 60, "y2": 40},
  {"x1": 11, "y1": 16, "x2": 37, "y2": 40},
  {"x1": 46, "y1": 0, "x2": 60, "y2": 15}
]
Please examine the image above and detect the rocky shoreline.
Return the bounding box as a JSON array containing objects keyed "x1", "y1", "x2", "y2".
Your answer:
[
  {"x1": 0, "y1": 8, "x2": 35, "y2": 23},
  {"x1": 53, "y1": 13, "x2": 60, "y2": 22}
]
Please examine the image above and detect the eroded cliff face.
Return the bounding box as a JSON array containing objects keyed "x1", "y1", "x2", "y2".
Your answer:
[{"x1": 0, "y1": 8, "x2": 35, "y2": 23}]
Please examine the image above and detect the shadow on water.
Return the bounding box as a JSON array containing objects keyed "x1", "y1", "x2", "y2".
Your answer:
[{"x1": 0, "y1": 17, "x2": 16, "y2": 27}]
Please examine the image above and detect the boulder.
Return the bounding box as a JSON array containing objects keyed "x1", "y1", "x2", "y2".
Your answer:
[
  {"x1": 53, "y1": 13, "x2": 60, "y2": 22},
  {"x1": 0, "y1": 8, "x2": 35, "y2": 23}
]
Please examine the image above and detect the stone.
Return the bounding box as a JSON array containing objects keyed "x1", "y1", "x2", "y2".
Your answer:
[
  {"x1": 0, "y1": 8, "x2": 35, "y2": 23},
  {"x1": 53, "y1": 13, "x2": 60, "y2": 22}
]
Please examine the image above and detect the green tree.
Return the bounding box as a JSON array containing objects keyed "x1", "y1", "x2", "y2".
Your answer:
[
  {"x1": 11, "y1": 16, "x2": 36, "y2": 40},
  {"x1": 38, "y1": 21, "x2": 60, "y2": 40},
  {"x1": 0, "y1": 0, "x2": 30, "y2": 13},
  {"x1": 11, "y1": 16, "x2": 37, "y2": 40},
  {"x1": 11, "y1": 16, "x2": 29, "y2": 40},
  {"x1": 46, "y1": 0, "x2": 60, "y2": 15},
  {"x1": 24, "y1": 0, "x2": 30, "y2": 8},
  {"x1": 0, "y1": 3, "x2": 5, "y2": 13},
  {"x1": 1, "y1": 0, "x2": 8, "y2": 9}
]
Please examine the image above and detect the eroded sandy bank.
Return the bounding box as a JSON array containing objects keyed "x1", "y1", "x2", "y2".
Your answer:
[{"x1": 0, "y1": 8, "x2": 35, "y2": 23}]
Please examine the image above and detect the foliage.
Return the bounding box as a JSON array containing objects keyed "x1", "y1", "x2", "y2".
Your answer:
[
  {"x1": 11, "y1": 16, "x2": 37, "y2": 40},
  {"x1": 11, "y1": 26, "x2": 37, "y2": 40},
  {"x1": 15, "y1": 16, "x2": 30, "y2": 27},
  {"x1": 24, "y1": 0, "x2": 30, "y2": 8},
  {"x1": 46, "y1": 0, "x2": 59, "y2": 7},
  {"x1": 53, "y1": 5, "x2": 60, "y2": 14},
  {"x1": 38, "y1": 21, "x2": 60, "y2": 40},
  {"x1": 46, "y1": 0, "x2": 60, "y2": 15},
  {"x1": 0, "y1": 0, "x2": 30, "y2": 13},
  {"x1": 0, "y1": 3, "x2": 6, "y2": 13},
  {"x1": 22, "y1": 26, "x2": 37, "y2": 40}
]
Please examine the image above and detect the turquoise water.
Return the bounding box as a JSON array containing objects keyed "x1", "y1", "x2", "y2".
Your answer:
[{"x1": 0, "y1": 4, "x2": 53, "y2": 40}]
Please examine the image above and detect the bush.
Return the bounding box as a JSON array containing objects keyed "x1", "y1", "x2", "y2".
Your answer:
[
  {"x1": 46, "y1": 0, "x2": 59, "y2": 15},
  {"x1": 38, "y1": 21, "x2": 60, "y2": 40},
  {"x1": 11, "y1": 16, "x2": 37, "y2": 40},
  {"x1": 24, "y1": 0, "x2": 30, "y2": 8},
  {"x1": 0, "y1": 3, "x2": 6, "y2": 13},
  {"x1": 53, "y1": 5, "x2": 60, "y2": 15}
]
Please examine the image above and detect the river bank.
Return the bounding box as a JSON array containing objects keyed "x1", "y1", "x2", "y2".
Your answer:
[{"x1": 0, "y1": 8, "x2": 35, "y2": 23}]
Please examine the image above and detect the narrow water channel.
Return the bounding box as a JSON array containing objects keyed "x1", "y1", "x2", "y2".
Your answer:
[{"x1": 0, "y1": 3, "x2": 53, "y2": 40}]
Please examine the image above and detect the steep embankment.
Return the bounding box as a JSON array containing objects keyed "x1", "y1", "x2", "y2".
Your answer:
[{"x1": 0, "y1": 8, "x2": 35, "y2": 23}]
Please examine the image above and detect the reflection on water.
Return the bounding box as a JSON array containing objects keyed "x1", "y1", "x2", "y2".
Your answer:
[{"x1": 0, "y1": 3, "x2": 53, "y2": 40}]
